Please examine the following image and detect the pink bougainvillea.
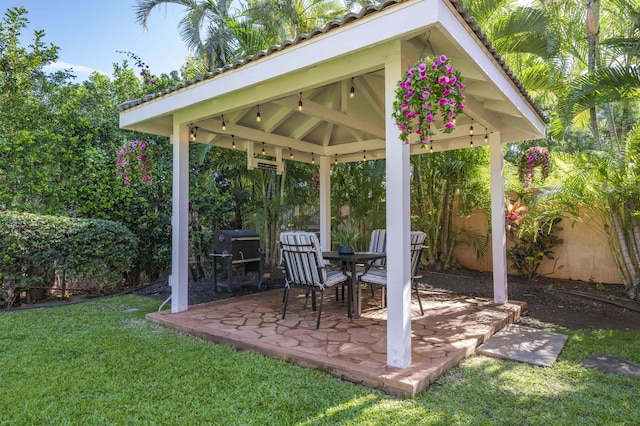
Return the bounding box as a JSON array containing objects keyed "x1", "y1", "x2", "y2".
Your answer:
[
  {"x1": 116, "y1": 140, "x2": 152, "y2": 186},
  {"x1": 392, "y1": 55, "x2": 466, "y2": 144},
  {"x1": 517, "y1": 146, "x2": 551, "y2": 189}
]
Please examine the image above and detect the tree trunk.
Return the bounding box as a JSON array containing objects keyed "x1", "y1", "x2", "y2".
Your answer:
[
  {"x1": 586, "y1": 0, "x2": 601, "y2": 150},
  {"x1": 612, "y1": 207, "x2": 639, "y2": 287}
]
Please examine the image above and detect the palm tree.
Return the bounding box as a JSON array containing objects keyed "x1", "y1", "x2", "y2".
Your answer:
[
  {"x1": 240, "y1": 0, "x2": 346, "y2": 42},
  {"x1": 555, "y1": 134, "x2": 640, "y2": 299},
  {"x1": 135, "y1": 0, "x2": 237, "y2": 71}
]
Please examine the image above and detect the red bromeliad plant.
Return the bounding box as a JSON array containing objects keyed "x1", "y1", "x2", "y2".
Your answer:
[{"x1": 393, "y1": 55, "x2": 466, "y2": 144}]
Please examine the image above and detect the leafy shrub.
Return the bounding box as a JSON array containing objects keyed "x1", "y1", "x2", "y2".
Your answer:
[{"x1": 0, "y1": 211, "x2": 138, "y2": 307}]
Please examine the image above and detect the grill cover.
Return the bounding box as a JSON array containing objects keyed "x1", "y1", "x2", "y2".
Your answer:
[{"x1": 213, "y1": 229, "x2": 262, "y2": 262}]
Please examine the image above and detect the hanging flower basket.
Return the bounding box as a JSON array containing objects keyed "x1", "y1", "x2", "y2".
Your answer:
[
  {"x1": 517, "y1": 146, "x2": 551, "y2": 189},
  {"x1": 116, "y1": 140, "x2": 152, "y2": 186},
  {"x1": 392, "y1": 55, "x2": 466, "y2": 144}
]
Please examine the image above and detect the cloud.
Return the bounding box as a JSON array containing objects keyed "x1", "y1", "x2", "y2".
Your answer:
[{"x1": 45, "y1": 61, "x2": 109, "y2": 77}]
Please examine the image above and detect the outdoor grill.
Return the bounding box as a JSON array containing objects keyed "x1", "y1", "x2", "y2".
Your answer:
[{"x1": 210, "y1": 229, "x2": 264, "y2": 294}]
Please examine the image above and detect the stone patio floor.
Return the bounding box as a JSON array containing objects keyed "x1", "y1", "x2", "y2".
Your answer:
[{"x1": 146, "y1": 288, "x2": 525, "y2": 396}]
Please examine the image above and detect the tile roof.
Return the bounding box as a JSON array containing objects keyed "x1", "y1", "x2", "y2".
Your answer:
[{"x1": 118, "y1": 0, "x2": 547, "y2": 123}]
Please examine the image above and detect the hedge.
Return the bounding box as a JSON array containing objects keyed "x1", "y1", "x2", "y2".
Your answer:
[{"x1": 0, "y1": 211, "x2": 138, "y2": 307}]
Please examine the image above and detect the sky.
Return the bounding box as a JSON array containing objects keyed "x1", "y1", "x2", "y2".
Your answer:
[{"x1": 8, "y1": 0, "x2": 191, "y2": 81}]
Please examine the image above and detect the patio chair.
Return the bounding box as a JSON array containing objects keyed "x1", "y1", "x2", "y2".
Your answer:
[
  {"x1": 358, "y1": 231, "x2": 426, "y2": 315},
  {"x1": 368, "y1": 229, "x2": 387, "y2": 266},
  {"x1": 280, "y1": 231, "x2": 349, "y2": 329}
]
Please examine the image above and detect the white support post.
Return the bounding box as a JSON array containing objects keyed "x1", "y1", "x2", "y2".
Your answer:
[
  {"x1": 385, "y1": 42, "x2": 412, "y2": 369},
  {"x1": 489, "y1": 132, "x2": 508, "y2": 304},
  {"x1": 319, "y1": 156, "x2": 331, "y2": 251},
  {"x1": 171, "y1": 123, "x2": 189, "y2": 313}
]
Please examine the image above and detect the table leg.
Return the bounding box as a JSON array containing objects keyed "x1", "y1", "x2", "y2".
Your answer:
[
  {"x1": 345, "y1": 261, "x2": 352, "y2": 318},
  {"x1": 350, "y1": 262, "x2": 360, "y2": 319}
]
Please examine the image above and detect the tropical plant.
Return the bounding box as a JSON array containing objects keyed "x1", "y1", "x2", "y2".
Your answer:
[
  {"x1": 554, "y1": 134, "x2": 640, "y2": 299},
  {"x1": 411, "y1": 148, "x2": 490, "y2": 270},
  {"x1": 505, "y1": 195, "x2": 564, "y2": 280},
  {"x1": 331, "y1": 220, "x2": 360, "y2": 249}
]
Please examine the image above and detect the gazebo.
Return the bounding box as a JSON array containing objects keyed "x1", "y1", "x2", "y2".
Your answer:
[{"x1": 119, "y1": 0, "x2": 546, "y2": 369}]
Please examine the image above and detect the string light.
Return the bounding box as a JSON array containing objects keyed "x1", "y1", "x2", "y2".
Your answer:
[
  {"x1": 261, "y1": 142, "x2": 265, "y2": 156},
  {"x1": 298, "y1": 92, "x2": 303, "y2": 111},
  {"x1": 484, "y1": 128, "x2": 488, "y2": 144},
  {"x1": 289, "y1": 148, "x2": 293, "y2": 160},
  {"x1": 430, "y1": 143, "x2": 433, "y2": 154},
  {"x1": 311, "y1": 153, "x2": 315, "y2": 165},
  {"x1": 363, "y1": 150, "x2": 366, "y2": 161},
  {"x1": 189, "y1": 126, "x2": 197, "y2": 141},
  {"x1": 469, "y1": 118, "x2": 474, "y2": 136},
  {"x1": 349, "y1": 77, "x2": 355, "y2": 99},
  {"x1": 221, "y1": 115, "x2": 226, "y2": 131},
  {"x1": 334, "y1": 154, "x2": 338, "y2": 165},
  {"x1": 256, "y1": 105, "x2": 261, "y2": 122},
  {"x1": 231, "y1": 135, "x2": 236, "y2": 150}
]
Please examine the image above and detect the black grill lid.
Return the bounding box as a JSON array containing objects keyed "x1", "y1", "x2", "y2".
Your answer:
[{"x1": 214, "y1": 229, "x2": 260, "y2": 244}]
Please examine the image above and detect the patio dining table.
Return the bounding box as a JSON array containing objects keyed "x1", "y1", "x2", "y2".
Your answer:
[{"x1": 323, "y1": 251, "x2": 386, "y2": 319}]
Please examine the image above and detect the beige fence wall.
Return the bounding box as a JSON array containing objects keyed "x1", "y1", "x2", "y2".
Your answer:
[{"x1": 452, "y1": 209, "x2": 622, "y2": 284}]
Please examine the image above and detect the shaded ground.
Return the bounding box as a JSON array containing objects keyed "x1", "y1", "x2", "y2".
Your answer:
[{"x1": 135, "y1": 266, "x2": 640, "y2": 332}]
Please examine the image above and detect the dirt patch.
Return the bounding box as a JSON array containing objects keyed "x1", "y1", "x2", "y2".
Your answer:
[
  {"x1": 421, "y1": 269, "x2": 640, "y2": 332},
  {"x1": 135, "y1": 267, "x2": 640, "y2": 332}
]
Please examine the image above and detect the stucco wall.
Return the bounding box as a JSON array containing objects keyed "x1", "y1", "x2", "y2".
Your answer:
[{"x1": 452, "y1": 209, "x2": 622, "y2": 284}]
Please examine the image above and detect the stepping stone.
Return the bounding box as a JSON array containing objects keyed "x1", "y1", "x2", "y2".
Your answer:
[
  {"x1": 476, "y1": 324, "x2": 568, "y2": 367},
  {"x1": 122, "y1": 308, "x2": 140, "y2": 313},
  {"x1": 582, "y1": 354, "x2": 640, "y2": 376}
]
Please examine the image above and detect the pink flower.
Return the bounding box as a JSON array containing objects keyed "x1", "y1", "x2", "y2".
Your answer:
[
  {"x1": 439, "y1": 55, "x2": 448, "y2": 62},
  {"x1": 445, "y1": 121, "x2": 455, "y2": 129},
  {"x1": 421, "y1": 91, "x2": 430, "y2": 100},
  {"x1": 438, "y1": 98, "x2": 449, "y2": 106},
  {"x1": 438, "y1": 75, "x2": 449, "y2": 85},
  {"x1": 443, "y1": 88, "x2": 451, "y2": 96},
  {"x1": 426, "y1": 112, "x2": 435, "y2": 121}
]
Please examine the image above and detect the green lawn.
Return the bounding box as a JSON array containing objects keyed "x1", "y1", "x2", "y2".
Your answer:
[{"x1": 1, "y1": 295, "x2": 638, "y2": 425}]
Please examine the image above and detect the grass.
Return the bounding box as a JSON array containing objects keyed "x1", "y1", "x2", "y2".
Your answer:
[{"x1": 1, "y1": 295, "x2": 638, "y2": 425}]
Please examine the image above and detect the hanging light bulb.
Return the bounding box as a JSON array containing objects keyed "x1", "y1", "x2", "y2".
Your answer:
[
  {"x1": 261, "y1": 142, "x2": 265, "y2": 156},
  {"x1": 349, "y1": 77, "x2": 355, "y2": 99},
  {"x1": 221, "y1": 115, "x2": 226, "y2": 131},
  {"x1": 256, "y1": 105, "x2": 261, "y2": 122},
  {"x1": 190, "y1": 126, "x2": 197, "y2": 141},
  {"x1": 289, "y1": 148, "x2": 293, "y2": 160},
  {"x1": 469, "y1": 118, "x2": 474, "y2": 136},
  {"x1": 484, "y1": 128, "x2": 488, "y2": 144},
  {"x1": 452, "y1": 117, "x2": 456, "y2": 124},
  {"x1": 311, "y1": 153, "x2": 315, "y2": 165},
  {"x1": 231, "y1": 135, "x2": 236, "y2": 150},
  {"x1": 430, "y1": 143, "x2": 433, "y2": 154},
  {"x1": 334, "y1": 154, "x2": 338, "y2": 165},
  {"x1": 470, "y1": 135, "x2": 474, "y2": 148},
  {"x1": 363, "y1": 150, "x2": 367, "y2": 161},
  {"x1": 298, "y1": 92, "x2": 303, "y2": 112}
]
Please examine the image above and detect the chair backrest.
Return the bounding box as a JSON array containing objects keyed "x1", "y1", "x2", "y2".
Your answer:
[
  {"x1": 410, "y1": 231, "x2": 426, "y2": 277},
  {"x1": 368, "y1": 229, "x2": 387, "y2": 266},
  {"x1": 279, "y1": 231, "x2": 327, "y2": 289}
]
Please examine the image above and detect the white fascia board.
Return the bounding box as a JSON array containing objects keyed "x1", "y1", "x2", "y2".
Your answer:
[
  {"x1": 121, "y1": 0, "x2": 442, "y2": 128},
  {"x1": 437, "y1": 1, "x2": 546, "y2": 139}
]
